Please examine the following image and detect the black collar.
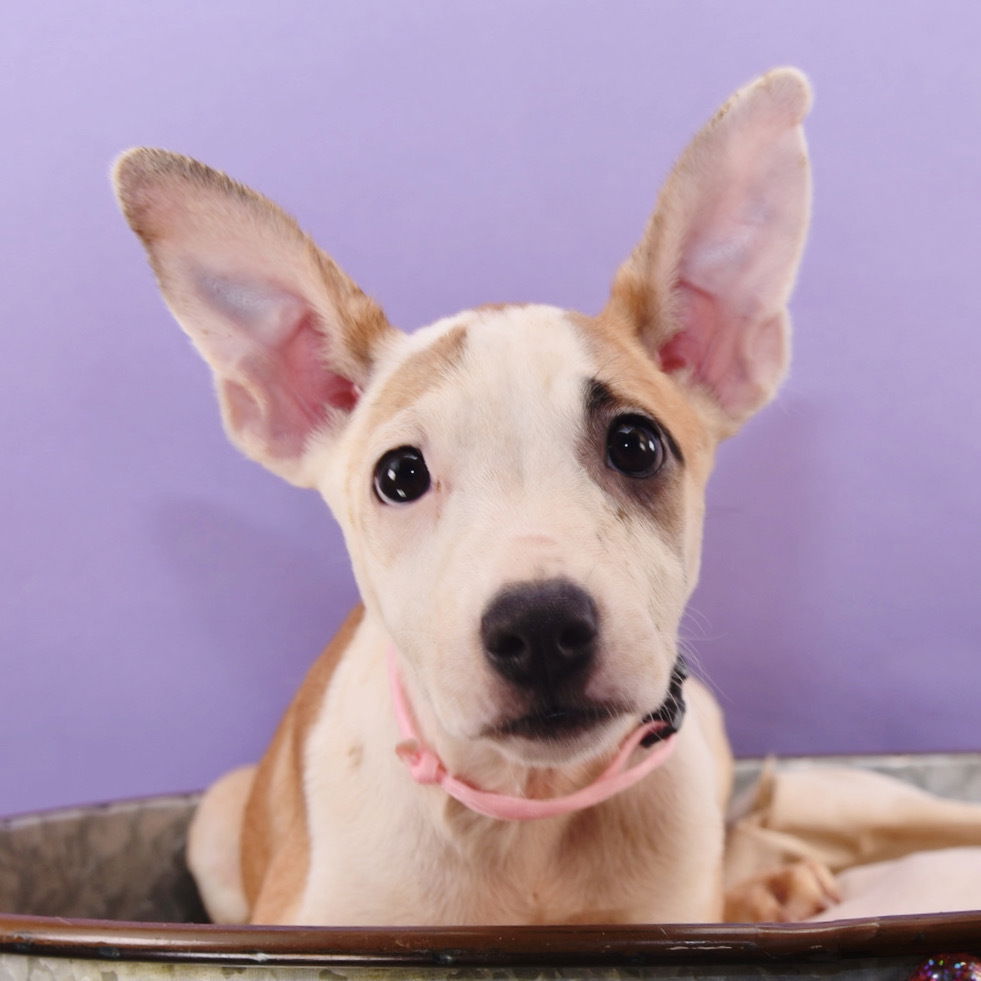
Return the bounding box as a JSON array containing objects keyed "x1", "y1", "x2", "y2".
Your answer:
[{"x1": 639, "y1": 656, "x2": 688, "y2": 747}]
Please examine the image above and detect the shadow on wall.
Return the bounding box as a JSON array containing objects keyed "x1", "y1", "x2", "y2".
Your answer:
[{"x1": 150, "y1": 496, "x2": 356, "y2": 718}]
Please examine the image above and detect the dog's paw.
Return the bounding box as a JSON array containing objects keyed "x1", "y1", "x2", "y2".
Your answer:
[{"x1": 724, "y1": 858, "x2": 841, "y2": 923}]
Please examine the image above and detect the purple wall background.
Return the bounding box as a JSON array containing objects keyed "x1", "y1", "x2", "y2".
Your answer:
[{"x1": 2, "y1": 2, "x2": 979, "y2": 816}]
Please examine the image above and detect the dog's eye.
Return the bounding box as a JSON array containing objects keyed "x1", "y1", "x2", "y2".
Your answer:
[
  {"x1": 373, "y1": 446, "x2": 431, "y2": 504},
  {"x1": 605, "y1": 414, "x2": 665, "y2": 478}
]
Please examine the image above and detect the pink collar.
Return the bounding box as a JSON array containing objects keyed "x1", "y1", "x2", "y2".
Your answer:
[{"x1": 388, "y1": 649, "x2": 679, "y2": 821}]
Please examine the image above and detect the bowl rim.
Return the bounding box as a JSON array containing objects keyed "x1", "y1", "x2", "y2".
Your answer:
[{"x1": 2, "y1": 911, "x2": 981, "y2": 967}]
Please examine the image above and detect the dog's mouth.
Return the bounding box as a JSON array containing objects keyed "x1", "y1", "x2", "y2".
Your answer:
[
  {"x1": 486, "y1": 657, "x2": 689, "y2": 745},
  {"x1": 488, "y1": 701, "x2": 625, "y2": 741}
]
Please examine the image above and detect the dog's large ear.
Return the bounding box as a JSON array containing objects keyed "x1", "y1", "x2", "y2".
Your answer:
[
  {"x1": 113, "y1": 148, "x2": 397, "y2": 486},
  {"x1": 605, "y1": 68, "x2": 812, "y2": 435}
]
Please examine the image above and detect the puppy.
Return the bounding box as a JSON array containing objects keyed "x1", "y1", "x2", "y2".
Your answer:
[{"x1": 113, "y1": 67, "x2": 811, "y2": 926}]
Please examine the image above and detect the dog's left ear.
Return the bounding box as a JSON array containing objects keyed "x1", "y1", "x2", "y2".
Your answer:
[
  {"x1": 113, "y1": 148, "x2": 398, "y2": 487},
  {"x1": 605, "y1": 68, "x2": 812, "y2": 435}
]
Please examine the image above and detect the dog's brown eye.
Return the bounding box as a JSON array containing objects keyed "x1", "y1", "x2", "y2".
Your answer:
[
  {"x1": 606, "y1": 414, "x2": 665, "y2": 478},
  {"x1": 373, "y1": 446, "x2": 431, "y2": 504}
]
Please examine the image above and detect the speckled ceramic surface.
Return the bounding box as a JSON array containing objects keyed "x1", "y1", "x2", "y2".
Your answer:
[
  {"x1": 1, "y1": 755, "x2": 980, "y2": 980},
  {"x1": 0, "y1": 794, "x2": 205, "y2": 923},
  {"x1": 0, "y1": 955, "x2": 938, "y2": 981}
]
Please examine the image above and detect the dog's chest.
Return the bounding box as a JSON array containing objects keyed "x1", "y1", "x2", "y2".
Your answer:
[
  {"x1": 435, "y1": 813, "x2": 701, "y2": 924},
  {"x1": 301, "y1": 663, "x2": 723, "y2": 925},
  {"x1": 451, "y1": 765, "x2": 722, "y2": 924},
  {"x1": 302, "y1": 783, "x2": 719, "y2": 925}
]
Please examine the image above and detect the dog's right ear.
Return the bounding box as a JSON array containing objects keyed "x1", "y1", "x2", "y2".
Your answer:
[
  {"x1": 113, "y1": 148, "x2": 398, "y2": 487},
  {"x1": 604, "y1": 68, "x2": 812, "y2": 437}
]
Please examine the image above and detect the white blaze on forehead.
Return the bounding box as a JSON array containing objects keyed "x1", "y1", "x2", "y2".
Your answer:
[
  {"x1": 440, "y1": 305, "x2": 594, "y2": 489},
  {"x1": 466, "y1": 305, "x2": 593, "y2": 396}
]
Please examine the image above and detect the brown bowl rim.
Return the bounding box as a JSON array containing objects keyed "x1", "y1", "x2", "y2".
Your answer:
[{"x1": 2, "y1": 911, "x2": 980, "y2": 967}]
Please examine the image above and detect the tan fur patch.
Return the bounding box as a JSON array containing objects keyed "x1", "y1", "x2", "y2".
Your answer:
[
  {"x1": 241, "y1": 605, "x2": 364, "y2": 919},
  {"x1": 363, "y1": 323, "x2": 469, "y2": 432},
  {"x1": 114, "y1": 148, "x2": 270, "y2": 246},
  {"x1": 571, "y1": 311, "x2": 717, "y2": 482},
  {"x1": 603, "y1": 209, "x2": 675, "y2": 349},
  {"x1": 471, "y1": 302, "x2": 532, "y2": 314},
  {"x1": 310, "y1": 247, "x2": 395, "y2": 377}
]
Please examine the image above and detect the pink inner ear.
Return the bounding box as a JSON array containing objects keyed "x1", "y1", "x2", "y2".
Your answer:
[
  {"x1": 657, "y1": 282, "x2": 725, "y2": 377},
  {"x1": 223, "y1": 310, "x2": 360, "y2": 462},
  {"x1": 658, "y1": 328, "x2": 700, "y2": 375},
  {"x1": 657, "y1": 281, "x2": 760, "y2": 417},
  {"x1": 280, "y1": 312, "x2": 360, "y2": 415}
]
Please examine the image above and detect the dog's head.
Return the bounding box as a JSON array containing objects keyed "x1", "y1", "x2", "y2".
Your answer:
[{"x1": 114, "y1": 69, "x2": 811, "y2": 769}]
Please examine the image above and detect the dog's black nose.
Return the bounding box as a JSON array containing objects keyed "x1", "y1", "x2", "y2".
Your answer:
[{"x1": 480, "y1": 579, "x2": 598, "y2": 691}]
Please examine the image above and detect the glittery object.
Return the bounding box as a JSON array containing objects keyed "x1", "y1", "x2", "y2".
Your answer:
[{"x1": 909, "y1": 953, "x2": 981, "y2": 981}]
